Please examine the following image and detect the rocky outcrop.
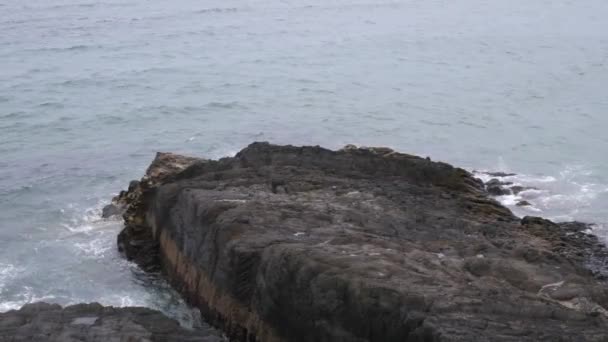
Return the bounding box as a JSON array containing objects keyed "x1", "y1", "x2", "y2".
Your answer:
[
  {"x1": 485, "y1": 178, "x2": 512, "y2": 196},
  {"x1": 0, "y1": 302, "x2": 224, "y2": 342},
  {"x1": 113, "y1": 142, "x2": 608, "y2": 342},
  {"x1": 474, "y1": 172, "x2": 538, "y2": 197},
  {"x1": 115, "y1": 152, "x2": 201, "y2": 271}
]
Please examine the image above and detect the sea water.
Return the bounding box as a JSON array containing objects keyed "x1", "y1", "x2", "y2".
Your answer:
[{"x1": 1, "y1": 0, "x2": 607, "y2": 320}]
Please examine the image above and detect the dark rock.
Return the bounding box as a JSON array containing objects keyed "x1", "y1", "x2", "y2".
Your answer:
[
  {"x1": 520, "y1": 218, "x2": 608, "y2": 278},
  {"x1": 339, "y1": 144, "x2": 358, "y2": 151},
  {"x1": 117, "y1": 223, "x2": 160, "y2": 272},
  {"x1": 113, "y1": 152, "x2": 202, "y2": 270},
  {"x1": 516, "y1": 200, "x2": 532, "y2": 206},
  {"x1": 0, "y1": 302, "x2": 224, "y2": 342},
  {"x1": 486, "y1": 179, "x2": 512, "y2": 186},
  {"x1": 484, "y1": 171, "x2": 517, "y2": 177},
  {"x1": 101, "y1": 203, "x2": 124, "y2": 218},
  {"x1": 113, "y1": 143, "x2": 608, "y2": 342},
  {"x1": 510, "y1": 185, "x2": 539, "y2": 195},
  {"x1": 128, "y1": 180, "x2": 140, "y2": 192},
  {"x1": 485, "y1": 179, "x2": 513, "y2": 196},
  {"x1": 510, "y1": 185, "x2": 525, "y2": 194},
  {"x1": 486, "y1": 184, "x2": 508, "y2": 196}
]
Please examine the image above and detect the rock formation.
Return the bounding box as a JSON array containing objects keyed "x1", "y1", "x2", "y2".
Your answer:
[
  {"x1": 113, "y1": 142, "x2": 608, "y2": 342},
  {"x1": 0, "y1": 302, "x2": 224, "y2": 342}
]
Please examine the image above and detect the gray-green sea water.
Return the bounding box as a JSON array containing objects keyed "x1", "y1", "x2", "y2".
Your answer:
[{"x1": 1, "y1": 0, "x2": 607, "y2": 320}]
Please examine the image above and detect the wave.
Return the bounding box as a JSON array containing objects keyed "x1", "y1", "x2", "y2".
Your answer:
[
  {"x1": 60, "y1": 200, "x2": 117, "y2": 233},
  {"x1": 473, "y1": 165, "x2": 608, "y2": 228},
  {"x1": 0, "y1": 263, "x2": 20, "y2": 288},
  {"x1": 0, "y1": 263, "x2": 26, "y2": 312},
  {"x1": 0, "y1": 289, "x2": 56, "y2": 312}
]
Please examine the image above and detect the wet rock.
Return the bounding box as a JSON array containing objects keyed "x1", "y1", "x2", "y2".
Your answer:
[
  {"x1": 486, "y1": 179, "x2": 513, "y2": 186},
  {"x1": 128, "y1": 180, "x2": 140, "y2": 192},
  {"x1": 510, "y1": 185, "x2": 539, "y2": 195},
  {"x1": 521, "y1": 218, "x2": 608, "y2": 278},
  {"x1": 485, "y1": 179, "x2": 512, "y2": 196},
  {"x1": 113, "y1": 143, "x2": 608, "y2": 342},
  {"x1": 339, "y1": 144, "x2": 358, "y2": 151},
  {"x1": 0, "y1": 302, "x2": 224, "y2": 342},
  {"x1": 101, "y1": 203, "x2": 124, "y2": 218},
  {"x1": 516, "y1": 200, "x2": 532, "y2": 206},
  {"x1": 113, "y1": 152, "x2": 202, "y2": 270},
  {"x1": 483, "y1": 171, "x2": 517, "y2": 177},
  {"x1": 510, "y1": 185, "x2": 525, "y2": 194}
]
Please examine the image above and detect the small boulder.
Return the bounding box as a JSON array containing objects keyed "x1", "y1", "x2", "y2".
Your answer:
[
  {"x1": 510, "y1": 185, "x2": 539, "y2": 195},
  {"x1": 516, "y1": 200, "x2": 532, "y2": 207},
  {"x1": 101, "y1": 203, "x2": 124, "y2": 218},
  {"x1": 485, "y1": 179, "x2": 513, "y2": 196},
  {"x1": 485, "y1": 171, "x2": 517, "y2": 177}
]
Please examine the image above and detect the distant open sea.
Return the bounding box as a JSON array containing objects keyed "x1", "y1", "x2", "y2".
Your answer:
[{"x1": 1, "y1": 0, "x2": 607, "y2": 322}]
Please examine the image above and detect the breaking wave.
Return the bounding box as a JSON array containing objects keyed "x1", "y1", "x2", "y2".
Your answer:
[{"x1": 473, "y1": 164, "x2": 608, "y2": 242}]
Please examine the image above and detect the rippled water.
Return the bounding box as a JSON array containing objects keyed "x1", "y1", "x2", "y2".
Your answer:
[{"x1": 1, "y1": 0, "x2": 608, "y2": 320}]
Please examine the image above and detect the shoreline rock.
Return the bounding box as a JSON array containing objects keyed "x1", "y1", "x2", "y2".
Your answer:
[
  {"x1": 112, "y1": 142, "x2": 608, "y2": 341},
  {"x1": 0, "y1": 302, "x2": 224, "y2": 342}
]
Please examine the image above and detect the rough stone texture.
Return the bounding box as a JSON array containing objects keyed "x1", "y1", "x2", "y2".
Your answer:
[
  {"x1": 0, "y1": 302, "x2": 224, "y2": 342},
  {"x1": 116, "y1": 152, "x2": 201, "y2": 271},
  {"x1": 485, "y1": 179, "x2": 513, "y2": 196},
  {"x1": 510, "y1": 185, "x2": 538, "y2": 195},
  {"x1": 115, "y1": 142, "x2": 608, "y2": 342}
]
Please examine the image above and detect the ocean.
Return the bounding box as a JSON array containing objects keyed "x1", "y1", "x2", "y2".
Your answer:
[{"x1": 1, "y1": 0, "x2": 607, "y2": 323}]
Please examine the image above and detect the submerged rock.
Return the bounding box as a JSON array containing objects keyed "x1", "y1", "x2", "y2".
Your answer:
[
  {"x1": 485, "y1": 178, "x2": 513, "y2": 196},
  {"x1": 112, "y1": 143, "x2": 608, "y2": 342},
  {"x1": 510, "y1": 185, "x2": 539, "y2": 195},
  {"x1": 101, "y1": 202, "x2": 124, "y2": 218},
  {"x1": 482, "y1": 172, "x2": 517, "y2": 178},
  {"x1": 0, "y1": 302, "x2": 224, "y2": 342}
]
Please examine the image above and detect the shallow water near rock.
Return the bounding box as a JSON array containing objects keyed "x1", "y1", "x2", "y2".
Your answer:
[{"x1": 1, "y1": 0, "x2": 608, "y2": 323}]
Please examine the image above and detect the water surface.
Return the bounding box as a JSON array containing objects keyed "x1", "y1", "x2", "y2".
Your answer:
[{"x1": 1, "y1": 0, "x2": 607, "y2": 319}]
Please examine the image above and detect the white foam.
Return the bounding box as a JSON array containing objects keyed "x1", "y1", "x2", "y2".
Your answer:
[
  {"x1": 473, "y1": 165, "x2": 608, "y2": 232},
  {"x1": 74, "y1": 238, "x2": 112, "y2": 258},
  {"x1": 62, "y1": 223, "x2": 95, "y2": 233},
  {"x1": 118, "y1": 295, "x2": 136, "y2": 307},
  {"x1": 218, "y1": 150, "x2": 238, "y2": 158},
  {"x1": 590, "y1": 224, "x2": 608, "y2": 241},
  {"x1": 0, "y1": 263, "x2": 22, "y2": 295},
  {"x1": 0, "y1": 263, "x2": 17, "y2": 278},
  {"x1": 0, "y1": 300, "x2": 25, "y2": 312},
  {"x1": 60, "y1": 200, "x2": 118, "y2": 234},
  {"x1": 0, "y1": 263, "x2": 18, "y2": 294},
  {"x1": 0, "y1": 285, "x2": 57, "y2": 313}
]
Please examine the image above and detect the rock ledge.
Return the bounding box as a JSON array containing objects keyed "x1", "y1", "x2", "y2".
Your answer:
[{"x1": 113, "y1": 142, "x2": 608, "y2": 342}]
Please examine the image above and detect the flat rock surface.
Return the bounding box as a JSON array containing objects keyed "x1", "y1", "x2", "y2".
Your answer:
[
  {"x1": 117, "y1": 143, "x2": 608, "y2": 342},
  {"x1": 0, "y1": 302, "x2": 224, "y2": 342}
]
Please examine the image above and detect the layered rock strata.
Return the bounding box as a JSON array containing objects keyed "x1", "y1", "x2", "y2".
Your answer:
[{"x1": 113, "y1": 143, "x2": 608, "y2": 342}]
